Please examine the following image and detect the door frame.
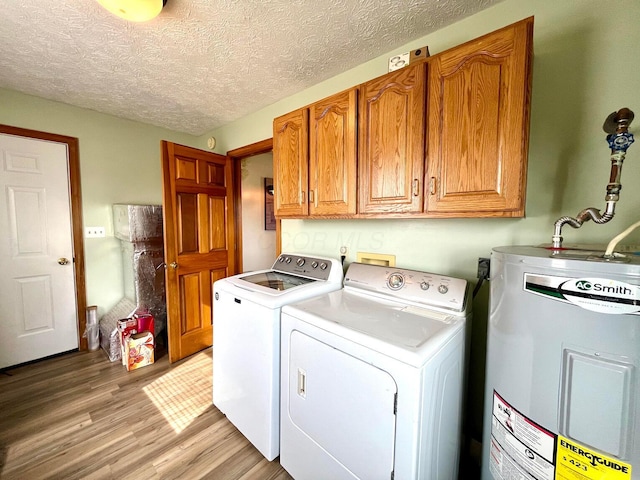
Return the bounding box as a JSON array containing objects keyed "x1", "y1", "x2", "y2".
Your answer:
[
  {"x1": 0, "y1": 124, "x2": 87, "y2": 351},
  {"x1": 227, "y1": 138, "x2": 281, "y2": 272}
]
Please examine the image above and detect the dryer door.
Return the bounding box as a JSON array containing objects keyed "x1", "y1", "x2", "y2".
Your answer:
[{"x1": 288, "y1": 330, "x2": 397, "y2": 480}]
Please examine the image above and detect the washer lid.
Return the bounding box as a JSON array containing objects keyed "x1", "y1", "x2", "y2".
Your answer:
[
  {"x1": 282, "y1": 288, "x2": 467, "y2": 366},
  {"x1": 236, "y1": 271, "x2": 316, "y2": 291}
]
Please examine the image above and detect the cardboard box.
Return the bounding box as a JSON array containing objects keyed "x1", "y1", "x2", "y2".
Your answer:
[
  {"x1": 117, "y1": 317, "x2": 138, "y2": 366},
  {"x1": 125, "y1": 331, "x2": 155, "y2": 371},
  {"x1": 388, "y1": 46, "x2": 430, "y2": 72}
]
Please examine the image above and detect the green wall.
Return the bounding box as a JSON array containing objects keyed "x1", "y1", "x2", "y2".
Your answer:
[
  {"x1": 203, "y1": 0, "x2": 640, "y2": 443},
  {"x1": 0, "y1": 90, "x2": 199, "y2": 317}
]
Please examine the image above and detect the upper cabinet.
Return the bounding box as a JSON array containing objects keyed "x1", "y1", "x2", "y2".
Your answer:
[
  {"x1": 310, "y1": 89, "x2": 358, "y2": 216},
  {"x1": 425, "y1": 17, "x2": 533, "y2": 217},
  {"x1": 273, "y1": 89, "x2": 357, "y2": 218},
  {"x1": 272, "y1": 17, "x2": 534, "y2": 219},
  {"x1": 273, "y1": 108, "x2": 309, "y2": 217},
  {"x1": 358, "y1": 63, "x2": 426, "y2": 214}
]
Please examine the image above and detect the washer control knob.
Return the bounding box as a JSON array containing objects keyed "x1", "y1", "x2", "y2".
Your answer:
[
  {"x1": 296, "y1": 258, "x2": 305, "y2": 267},
  {"x1": 388, "y1": 273, "x2": 405, "y2": 290},
  {"x1": 438, "y1": 284, "x2": 449, "y2": 294},
  {"x1": 278, "y1": 256, "x2": 285, "y2": 263},
  {"x1": 420, "y1": 281, "x2": 430, "y2": 290},
  {"x1": 311, "y1": 261, "x2": 319, "y2": 268},
  {"x1": 285, "y1": 257, "x2": 292, "y2": 264},
  {"x1": 319, "y1": 262, "x2": 328, "y2": 270}
]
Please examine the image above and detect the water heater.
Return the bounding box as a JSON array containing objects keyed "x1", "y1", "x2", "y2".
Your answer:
[{"x1": 482, "y1": 246, "x2": 640, "y2": 480}]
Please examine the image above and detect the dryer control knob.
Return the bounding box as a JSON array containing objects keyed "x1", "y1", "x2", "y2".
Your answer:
[
  {"x1": 296, "y1": 258, "x2": 305, "y2": 267},
  {"x1": 388, "y1": 273, "x2": 405, "y2": 290},
  {"x1": 438, "y1": 284, "x2": 449, "y2": 294},
  {"x1": 420, "y1": 281, "x2": 430, "y2": 290},
  {"x1": 285, "y1": 257, "x2": 292, "y2": 263},
  {"x1": 311, "y1": 261, "x2": 319, "y2": 268},
  {"x1": 319, "y1": 262, "x2": 328, "y2": 270}
]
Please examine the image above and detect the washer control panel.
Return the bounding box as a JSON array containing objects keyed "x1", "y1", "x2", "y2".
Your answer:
[
  {"x1": 345, "y1": 262, "x2": 468, "y2": 312},
  {"x1": 273, "y1": 254, "x2": 335, "y2": 280}
]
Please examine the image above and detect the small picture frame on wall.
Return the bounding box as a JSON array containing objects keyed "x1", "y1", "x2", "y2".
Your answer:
[{"x1": 264, "y1": 178, "x2": 276, "y2": 231}]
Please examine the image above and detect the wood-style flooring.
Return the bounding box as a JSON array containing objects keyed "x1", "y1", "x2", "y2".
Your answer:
[{"x1": 0, "y1": 347, "x2": 293, "y2": 480}]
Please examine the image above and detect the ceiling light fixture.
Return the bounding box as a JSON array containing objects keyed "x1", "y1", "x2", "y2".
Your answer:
[{"x1": 96, "y1": 0, "x2": 167, "y2": 22}]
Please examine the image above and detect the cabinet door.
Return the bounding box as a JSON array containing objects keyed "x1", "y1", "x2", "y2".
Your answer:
[
  {"x1": 309, "y1": 89, "x2": 357, "y2": 216},
  {"x1": 273, "y1": 109, "x2": 309, "y2": 217},
  {"x1": 426, "y1": 17, "x2": 533, "y2": 217},
  {"x1": 359, "y1": 63, "x2": 426, "y2": 214}
]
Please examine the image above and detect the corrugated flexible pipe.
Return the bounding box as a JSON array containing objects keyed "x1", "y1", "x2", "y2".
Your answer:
[{"x1": 551, "y1": 108, "x2": 635, "y2": 248}]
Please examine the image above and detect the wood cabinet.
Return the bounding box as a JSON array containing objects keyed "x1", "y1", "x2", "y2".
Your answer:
[
  {"x1": 273, "y1": 89, "x2": 357, "y2": 217},
  {"x1": 272, "y1": 17, "x2": 533, "y2": 219},
  {"x1": 309, "y1": 89, "x2": 357, "y2": 216},
  {"x1": 273, "y1": 109, "x2": 309, "y2": 217},
  {"x1": 425, "y1": 17, "x2": 533, "y2": 217},
  {"x1": 358, "y1": 63, "x2": 426, "y2": 214}
]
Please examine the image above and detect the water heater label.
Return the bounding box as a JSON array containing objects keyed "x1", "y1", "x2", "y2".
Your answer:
[
  {"x1": 556, "y1": 435, "x2": 632, "y2": 479},
  {"x1": 524, "y1": 274, "x2": 640, "y2": 315},
  {"x1": 489, "y1": 391, "x2": 556, "y2": 480}
]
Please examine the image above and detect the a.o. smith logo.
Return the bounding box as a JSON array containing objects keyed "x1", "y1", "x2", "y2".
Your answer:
[
  {"x1": 525, "y1": 273, "x2": 640, "y2": 315},
  {"x1": 574, "y1": 280, "x2": 633, "y2": 296}
]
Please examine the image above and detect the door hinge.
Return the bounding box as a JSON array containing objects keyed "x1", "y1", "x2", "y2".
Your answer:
[{"x1": 393, "y1": 393, "x2": 398, "y2": 415}]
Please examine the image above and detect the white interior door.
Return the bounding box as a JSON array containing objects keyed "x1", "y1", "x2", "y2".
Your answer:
[{"x1": 0, "y1": 133, "x2": 78, "y2": 369}]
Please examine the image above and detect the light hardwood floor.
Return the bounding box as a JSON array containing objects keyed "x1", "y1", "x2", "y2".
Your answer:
[{"x1": 0, "y1": 347, "x2": 293, "y2": 480}]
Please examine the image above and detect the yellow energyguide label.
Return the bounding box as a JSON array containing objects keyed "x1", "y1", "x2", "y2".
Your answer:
[{"x1": 556, "y1": 436, "x2": 632, "y2": 479}]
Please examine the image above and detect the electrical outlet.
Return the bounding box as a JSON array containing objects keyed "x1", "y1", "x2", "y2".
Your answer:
[
  {"x1": 85, "y1": 226, "x2": 105, "y2": 238},
  {"x1": 477, "y1": 257, "x2": 490, "y2": 279}
]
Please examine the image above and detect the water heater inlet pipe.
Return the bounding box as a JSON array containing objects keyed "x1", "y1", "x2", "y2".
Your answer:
[{"x1": 551, "y1": 108, "x2": 635, "y2": 249}]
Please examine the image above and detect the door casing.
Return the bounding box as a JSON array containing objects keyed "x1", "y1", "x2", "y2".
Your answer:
[{"x1": 227, "y1": 138, "x2": 280, "y2": 270}]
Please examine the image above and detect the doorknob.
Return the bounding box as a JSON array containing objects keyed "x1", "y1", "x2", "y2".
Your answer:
[
  {"x1": 58, "y1": 257, "x2": 70, "y2": 265},
  {"x1": 169, "y1": 262, "x2": 178, "y2": 269}
]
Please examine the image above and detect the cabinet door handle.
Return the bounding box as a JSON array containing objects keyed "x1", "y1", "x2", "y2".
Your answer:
[
  {"x1": 301, "y1": 191, "x2": 305, "y2": 204},
  {"x1": 412, "y1": 179, "x2": 420, "y2": 197},
  {"x1": 429, "y1": 177, "x2": 437, "y2": 195},
  {"x1": 309, "y1": 190, "x2": 314, "y2": 204}
]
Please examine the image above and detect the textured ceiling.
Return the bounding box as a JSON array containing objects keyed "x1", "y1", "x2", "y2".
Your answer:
[{"x1": 0, "y1": 0, "x2": 502, "y2": 136}]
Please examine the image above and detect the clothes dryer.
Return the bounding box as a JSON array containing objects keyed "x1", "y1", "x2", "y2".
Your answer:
[{"x1": 280, "y1": 262, "x2": 472, "y2": 480}]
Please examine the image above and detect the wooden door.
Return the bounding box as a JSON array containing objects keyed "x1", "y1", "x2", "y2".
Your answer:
[
  {"x1": 0, "y1": 133, "x2": 80, "y2": 368},
  {"x1": 309, "y1": 88, "x2": 357, "y2": 216},
  {"x1": 358, "y1": 63, "x2": 426, "y2": 214},
  {"x1": 425, "y1": 17, "x2": 534, "y2": 217},
  {"x1": 161, "y1": 142, "x2": 236, "y2": 363},
  {"x1": 273, "y1": 109, "x2": 309, "y2": 217}
]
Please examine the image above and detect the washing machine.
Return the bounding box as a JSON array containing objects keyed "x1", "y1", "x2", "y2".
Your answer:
[
  {"x1": 482, "y1": 246, "x2": 640, "y2": 480},
  {"x1": 213, "y1": 253, "x2": 343, "y2": 461},
  {"x1": 280, "y1": 262, "x2": 472, "y2": 480}
]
